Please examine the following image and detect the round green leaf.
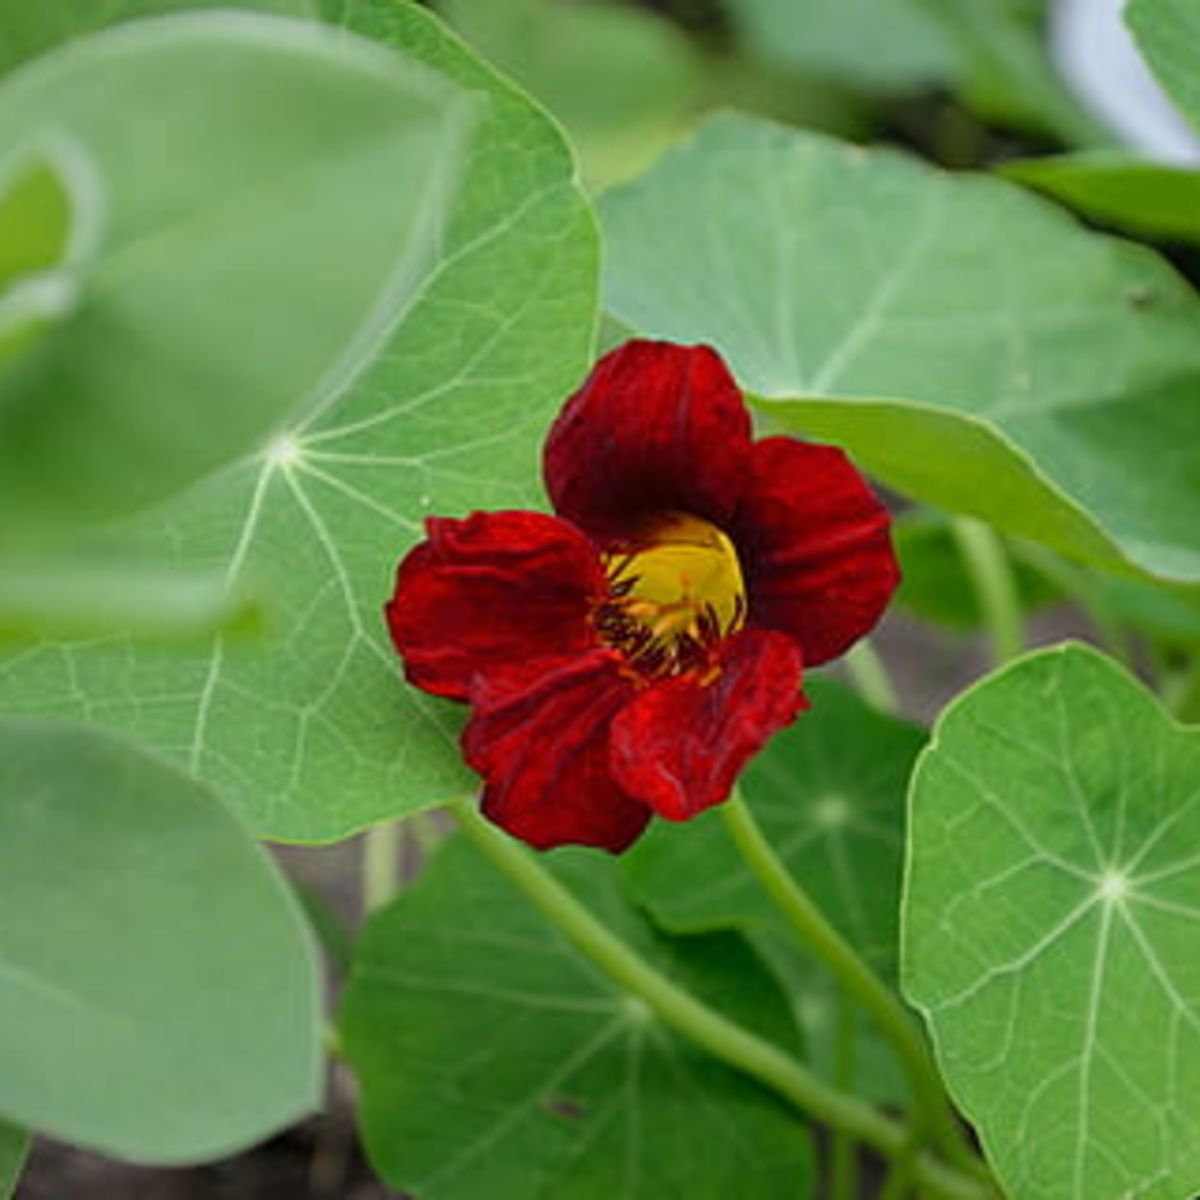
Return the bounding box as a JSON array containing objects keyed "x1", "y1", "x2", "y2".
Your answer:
[
  {"x1": 0, "y1": 11, "x2": 470, "y2": 536},
  {"x1": 600, "y1": 114, "x2": 1200, "y2": 583},
  {"x1": 0, "y1": 719, "x2": 322, "y2": 1163},
  {"x1": 0, "y1": 2, "x2": 598, "y2": 842},
  {"x1": 1127, "y1": 0, "x2": 1200, "y2": 136},
  {"x1": 903, "y1": 644, "x2": 1200, "y2": 1199},
  {"x1": 340, "y1": 837, "x2": 814, "y2": 1199}
]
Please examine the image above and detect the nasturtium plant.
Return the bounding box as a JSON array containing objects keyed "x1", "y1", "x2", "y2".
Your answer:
[
  {"x1": 904, "y1": 644, "x2": 1200, "y2": 1200},
  {"x1": 4, "y1": 0, "x2": 1200, "y2": 1197},
  {"x1": 0, "y1": 0, "x2": 598, "y2": 842}
]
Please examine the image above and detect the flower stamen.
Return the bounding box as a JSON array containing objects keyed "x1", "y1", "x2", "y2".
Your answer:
[{"x1": 594, "y1": 512, "x2": 747, "y2": 680}]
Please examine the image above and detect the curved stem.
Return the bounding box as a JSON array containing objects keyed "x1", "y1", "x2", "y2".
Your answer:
[
  {"x1": 362, "y1": 820, "x2": 403, "y2": 914},
  {"x1": 449, "y1": 799, "x2": 991, "y2": 1200},
  {"x1": 844, "y1": 639, "x2": 899, "y2": 714},
  {"x1": 718, "y1": 791, "x2": 985, "y2": 1181},
  {"x1": 829, "y1": 991, "x2": 859, "y2": 1200},
  {"x1": 950, "y1": 517, "x2": 1023, "y2": 667}
]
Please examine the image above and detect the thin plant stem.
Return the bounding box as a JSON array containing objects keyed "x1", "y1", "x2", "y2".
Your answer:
[
  {"x1": 844, "y1": 639, "x2": 899, "y2": 714},
  {"x1": 448, "y1": 798, "x2": 992, "y2": 1200},
  {"x1": 718, "y1": 791, "x2": 985, "y2": 1181},
  {"x1": 880, "y1": 1132, "x2": 920, "y2": 1200},
  {"x1": 362, "y1": 820, "x2": 403, "y2": 915},
  {"x1": 829, "y1": 990, "x2": 859, "y2": 1200},
  {"x1": 950, "y1": 517, "x2": 1023, "y2": 666}
]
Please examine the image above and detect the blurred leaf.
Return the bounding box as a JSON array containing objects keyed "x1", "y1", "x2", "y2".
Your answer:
[
  {"x1": 438, "y1": 0, "x2": 705, "y2": 190},
  {"x1": 725, "y1": 0, "x2": 958, "y2": 92},
  {"x1": 624, "y1": 680, "x2": 921, "y2": 1100},
  {"x1": 1001, "y1": 153, "x2": 1200, "y2": 243},
  {"x1": 340, "y1": 835, "x2": 814, "y2": 1198},
  {"x1": 0, "y1": 12, "x2": 470, "y2": 539},
  {"x1": 896, "y1": 512, "x2": 1061, "y2": 628},
  {"x1": 904, "y1": 644, "x2": 1200, "y2": 1199},
  {"x1": 294, "y1": 883, "x2": 354, "y2": 978},
  {"x1": 925, "y1": 0, "x2": 1104, "y2": 144},
  {"x1": 601, "y1": 115, "x2": 1200, "y2": 583},
  {"x1": 0, "y1": 0, "x2": 316, "y2": 76},
  {"x1": 1127, "y1": 0, "x2": 1200, "y2": 134},
  {"x1": 0, "y1": 719, "x2": 322, "y2": 1162},
  {"x1": 0, "y1": 2, "x2": 598, "y2": 842},
  {"x1": 0, "y1": 559, "x2": 263, "y2": 644},
  {"x1": 0, "y1": 1121, "x2": 27, "y2": 1200}
]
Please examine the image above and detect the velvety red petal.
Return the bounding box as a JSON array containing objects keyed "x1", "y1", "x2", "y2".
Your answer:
[
  {"x1": 543, "y1": 340, "x2": 752, "y2": 540},
  {"x1": 385, "y1": 511, "x2": 606, "y2": 702},
  {"x1": 463, "y1": 651, "x2": 651, "y2": 852},
  {"x1": 609, "y1": 630, "x2": 805, "y2": 822},
  {"x1": 731, "y1": 437, "x2": 899, "y2": 666}
]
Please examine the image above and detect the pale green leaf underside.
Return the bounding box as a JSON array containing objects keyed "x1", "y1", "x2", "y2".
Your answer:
[
  {"x1": 0, "y1": 11, "x2": 470, "y2": 536},
  {"x1": 600, "y1": 114, "x2": 1200, "y2": 583},
  {"x1": 625, "y1": 679, "x2": 919, "y2": 1101},
  {"x1": 903, "y1": 644, "x2": 1200, "y2": 1200},
  {"x1": 1127, "y1": 0, "x2": 1200, "y2": 136},
  {"x1": 340, "y1": 837, "x2": 813, "y2": 1199},
  {"x1": 0, "y1": 719, "x2": 321, "y2": 1162},
  {"x1": 0, "y1": 2, "x2": 598, "y2": 842},
  {"x1": 0, "y1": 1120, "x2": 26, "y2": 1200}
]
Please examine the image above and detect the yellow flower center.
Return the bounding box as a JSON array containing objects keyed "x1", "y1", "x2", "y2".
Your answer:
[{"x1": 595, "y1": 512, "x2": 746, "y2": 678}]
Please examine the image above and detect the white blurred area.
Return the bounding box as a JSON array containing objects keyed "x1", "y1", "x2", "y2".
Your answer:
[{"x1": 1050, "y1": 0, "x2": 1200, "y2": 162}]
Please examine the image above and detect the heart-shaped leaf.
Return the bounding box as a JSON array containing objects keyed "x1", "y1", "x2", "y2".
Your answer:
[
  {"x1": 0, "y1": 2, "x2": 598, "y2": 842},
  {"x1": 0, "y1": 719, "x2": 321, "y2": 1162},
  {"x1": 904, "y1": 644, "x2": 1200, "y2": 1200},
  {"x1": 600, "y1": 114, "x2": 1200, "y2": 583},
  {"x1": 340, "y1": 836, "x2": 814, "y2": 1199}
]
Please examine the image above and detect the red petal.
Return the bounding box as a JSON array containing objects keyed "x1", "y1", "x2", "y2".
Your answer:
[
  {"x1": 544, "y1": 340, "x2": 752, "y2": 540},
  {"x1": 463, "y1": 652, "x2": 651, "y2": 852},
  {"x1": 609, "y1": 630, "x2": 805, "y2": 822},
  {"x1": 731, "y1": 437, "x2": 899, "y2": 666},
  {"x1": 385, "y1": 511, "x2": 605, "y2": 701}
]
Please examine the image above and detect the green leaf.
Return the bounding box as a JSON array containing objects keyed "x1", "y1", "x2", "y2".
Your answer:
[
  {"x1": 600, "y1": 114, "x2": 1200, "y2": 583},
  {"x1": 340, "y1": 835, "x2": 814, "y2": 1199},
  {"x1": 0, "y1": 1121, "x2": 27, "y2": 1200},
  {"x1": 624, "y1": 679, "x2": 921, "y2": 1100},
  {"x1": 1127, "y1": 0, "x2": 1200, "y2": 134},
  {"x1": 437, "y1": 0, "x2": 705, "y2": 190},
  {"x1": 0, "y1": 2, "x2": 599, "y2": 843},
  {"x1": 724, "y1": 0, "x2": 958, "y2": 93},
  {"x1": 0, "y1": 0, "x2": 317, "y2": 76},
  {"x1": 0, "y1": 559, "x2": 264, "y2": 644},
  {"x1": 1001, "y1": 154, "x2": 1200, "y2": 244},
  {"x1": 0, "y1": 12, "x2": 471, "y2": 538},
  {"x1": 0, "y1": 719, "x2": 321, "y2": 1163},
  {"x1": 903, "y1": 644, "x2": 1200, "y2": 1200}
]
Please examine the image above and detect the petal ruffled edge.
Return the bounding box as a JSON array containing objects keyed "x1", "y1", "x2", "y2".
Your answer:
[
  {"x1": 385, "y1": 510, "x2": 606, "y2": 702},
  {"x1": 731, "y1": 437, "x2": 899, "y2": 666},
  {"x1": 463, "y1": 651, "x2": 651, "y2": 853},
  {"x1": 543, "y1": 340, "x2": 753, "y2": 541},
  {"x1": 609, "y1": 629, "x2": 805, "y2": 822}
]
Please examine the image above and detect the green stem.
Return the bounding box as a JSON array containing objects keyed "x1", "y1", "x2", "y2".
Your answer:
[
  {"x1": 844, "y1": 639, "x2": 899, "y2": 714},
  {"x1": 448, "y1": 799, "x2": 990, "y2": 1200},
  {"x1": 829, "y1": 991, "x2": 859, "y2": 1200},
  {"x1": 718, "y1": 792, "x2": 983, "y2": 1180},
  {"x1": 880, "y1": 1132, "x2": 919, "y2": 1200},
  {"x1": 362, "y1": 820, "x2": 403, "y2": 914},
  {"x1": 1168, "y1": 655, "x2": 1200, "y2": 724},
  {"x1": 950, "y1": 517, "x2": 1023, "y2": 666}
]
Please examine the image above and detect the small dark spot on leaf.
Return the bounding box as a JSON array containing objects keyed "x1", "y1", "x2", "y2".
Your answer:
[
  {"x1": 546, "y1": 1094, "x2": 586, "y2": 1120},
  {"x1": 1126, "y1": 284, "x2": 1158, "y2": 309}
]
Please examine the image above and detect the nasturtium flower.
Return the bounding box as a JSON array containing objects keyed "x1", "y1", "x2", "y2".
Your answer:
[{"x1": 386, "y1": 341, "x2": 899, "y2": 853}]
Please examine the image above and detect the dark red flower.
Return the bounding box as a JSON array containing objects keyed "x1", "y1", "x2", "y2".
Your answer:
[{"x1": 385, "y1": 341, "x2": 899, "y2": 852}]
